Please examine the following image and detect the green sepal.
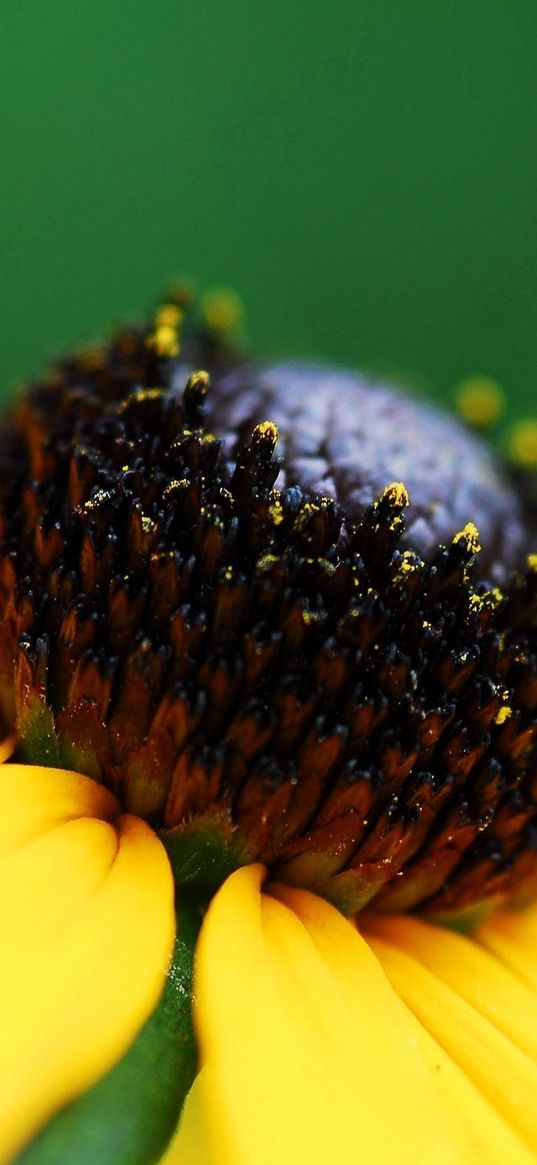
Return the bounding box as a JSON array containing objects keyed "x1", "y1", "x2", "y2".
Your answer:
[
  {"x1": 17, "y1": 695, "x2": 60, "y2": 768},
  {"x1": 162, "y1": 811, "x2": 254, "y2": 893},
  {"x1": 287, "y1": 862, "x2": 394, "y2": 917},
  {"x1": 15, "y1": 891, "x2": 206, "y2": 1165},
  {"x1": 430, "y1": 898, "x2": 498, "y2": 936}
]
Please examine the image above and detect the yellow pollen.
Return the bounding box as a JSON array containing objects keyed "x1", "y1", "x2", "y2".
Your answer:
[
  {"x1": 495, "y1": 706, "x2": 512, "y2": 725},
  {"x1": 528, "y1": 554, "x2": 537, "y2": 572},
  {"x1": 508, "y1": 419, "x2": 537, "y2": 468},
  {"x1": 257, "y1": 554, "x2": 280, "y2": 572},
  {"x1": 302, "y1": 609, "x2": 321, "y2": 626},
  {"x1": 471, "y1": 587, "x2": 504, "y2": 616},
  {"x1": 383, "y1": 482, "x2": 410, "y2": 508},
  {"x1": 453, "y1": 523, "x2": 481, "y2": 555},
  {"x1": 391, "y1": 551, "x2": 422, "y2": 588},
  {"x1": 269, "y1": 501, "x2": 284, "y2": 526},
  {"x1": 399, "y1": 553, "x2": 418, "y2": 574},
  {"x1": 455, "y1": 376, "x2": 505, "y2": 428},
  {"x1": 118, "y1": 387, "x2": 163, "y2": 412},
  {"x1": 257, "y1": 421, "x2": 279, "y2": 442},
  {"x1": 155, "y1": 303, "x2": 183, "y2": 328},
  {"x1": 187, "y1": 370, "x2": 210, "y2": 399},
  {"x1": 146, "y1": 325, "x2": 180, "y2": 358}
]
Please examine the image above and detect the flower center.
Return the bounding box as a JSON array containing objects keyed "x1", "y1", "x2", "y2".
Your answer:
[{"x1": 0, "y1": 298, "x2": 536, "y2": 915}]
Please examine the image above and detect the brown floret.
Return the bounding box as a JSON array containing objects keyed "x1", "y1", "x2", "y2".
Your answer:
[{"x1": 0, "y1": 298, "x2": 536, "y2": 916}]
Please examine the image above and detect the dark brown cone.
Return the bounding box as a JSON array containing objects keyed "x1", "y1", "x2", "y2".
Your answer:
[{"x1": 0, "y1": 293, "x2": 536, "y2": 915}]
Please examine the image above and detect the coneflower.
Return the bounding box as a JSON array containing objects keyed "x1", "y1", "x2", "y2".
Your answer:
[
  {"x1": 1, "y1": 293, "x2": 536, "y2": 917},
  {"x1": 1, "y1": 291, "x2": 537, "y2": 1165}
]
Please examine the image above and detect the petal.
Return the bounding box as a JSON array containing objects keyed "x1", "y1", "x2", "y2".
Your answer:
[
  {"x1": 364, "y1": 913, "x2": 537, "y2": 1061},
  {"x1": 159, "y1": 1074, "x2": 214, "y2": 1165},
  {"x1": 476, "y1": 900, "x2": 537, "y2": 992},
  {"x1": 172, "y1": 864, "x2": 490, "y2": 1165},
  {"x1": 364, "y1": 914, "x2": 537, "y2": 1157},
  {"x1": 0, "y1": 765, "x2": 175, "y2": 1162},
  {"x1": 0, "y1": 735, "x2": 15, "y2": 764}
]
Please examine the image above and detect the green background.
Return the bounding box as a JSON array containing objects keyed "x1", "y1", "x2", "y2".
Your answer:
[{"x1": 2, "y1": 1, "x2": 537, "y2": 419}]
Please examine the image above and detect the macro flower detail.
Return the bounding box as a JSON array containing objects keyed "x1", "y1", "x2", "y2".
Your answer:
[
  {"x1": 0, "y1": 765, "x2": 174, "y2": 1162},
  {"x1": 1, "y1": 291, "x2": 537, "y2": 1163}
]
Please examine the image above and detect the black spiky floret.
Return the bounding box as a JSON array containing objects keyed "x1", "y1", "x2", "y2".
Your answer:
[{"x1": 0, "y1": 290, "x2": 536, "y2": 917}]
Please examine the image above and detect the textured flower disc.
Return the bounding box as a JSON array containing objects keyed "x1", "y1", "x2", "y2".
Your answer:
[
  {"x1": 206, "y1": 360, "x2": 530, "y2": 579},
  {"x1": 0, "y1": 293, "x2": 536, "y2": 916}
]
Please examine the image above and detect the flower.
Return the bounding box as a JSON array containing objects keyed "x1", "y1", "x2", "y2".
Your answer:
[{"x1": 1, "y1": 292, "x2": 537, "y2": 1163}]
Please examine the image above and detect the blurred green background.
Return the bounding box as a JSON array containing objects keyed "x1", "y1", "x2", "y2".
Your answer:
[{"x1": 2, "y1": 0, "x2": 537, "y2": 418}]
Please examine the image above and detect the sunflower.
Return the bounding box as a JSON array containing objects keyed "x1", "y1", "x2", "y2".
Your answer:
[{"x1": 1, "y1": 292, "x2": 537, "y2": 1164}]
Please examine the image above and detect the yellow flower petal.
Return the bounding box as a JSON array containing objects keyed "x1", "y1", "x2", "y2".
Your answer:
[
  {"x1": 0, "y1": 764, "x2": 175, "y2": 1162},
  {"x1": 374, "y1": 966, "x2": 537, "y2": 1165},
  {"x1": 364, "y1": 913, "x2": 537, "y2": 1062},
  {"x1": 160, "y1": 1073, "x2": 215, "y2": 1165},
  {"x1": 0, "y1": 763, "x2": 118, "y2": 859},
  {"x1": 0, "y1": 735, "x2": 15, "y2": 764},
  {"x1": 286, "y1": 889, "x2": 536, "y2": 1164},
  {"x1": 173, "y1": 864, "x2": 489, "y2": 1165},
  {"x1": 477, "y1": 900, "x2": 537, "y2": 992},
  {"x1": 365, "y1": 915, "x2": 537, "y2": 1156}
]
